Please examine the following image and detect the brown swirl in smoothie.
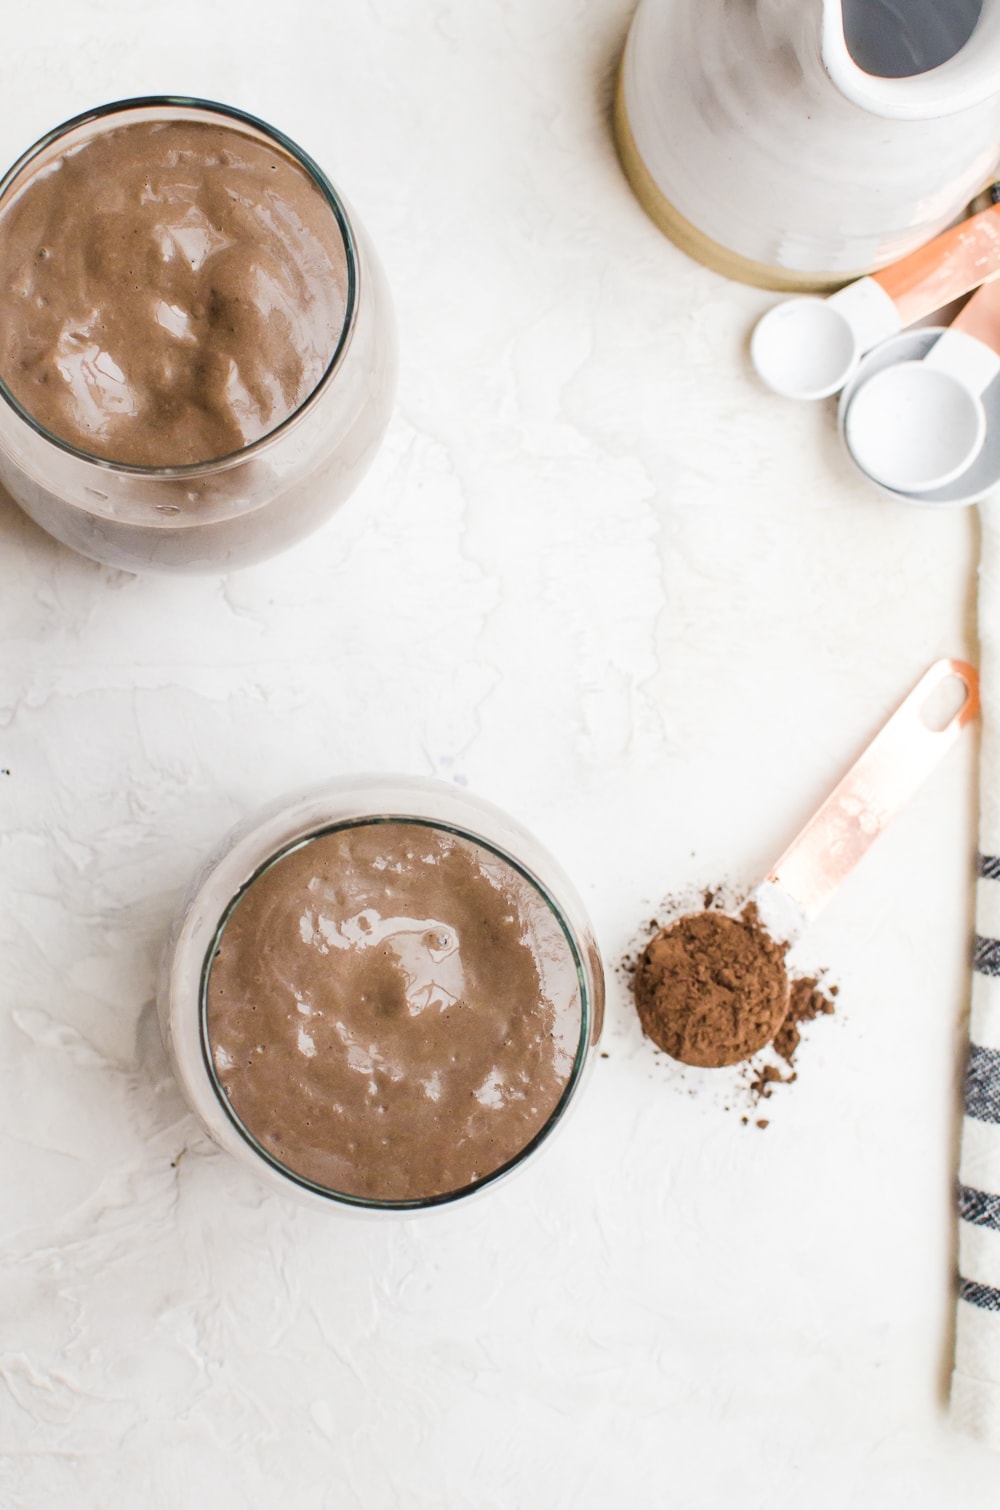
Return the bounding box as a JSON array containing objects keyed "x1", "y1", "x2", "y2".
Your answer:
[{"x1": 0, "y1": 118, "x2": 348, "y2": 466}]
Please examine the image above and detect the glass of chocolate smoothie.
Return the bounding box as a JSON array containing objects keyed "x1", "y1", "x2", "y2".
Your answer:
[
  {"x1": 0, "y1": 98, "x2": 396, "y2": 572},
  {"x1": 158, "y1": 777, "x2": 605, "y2": 1211}
]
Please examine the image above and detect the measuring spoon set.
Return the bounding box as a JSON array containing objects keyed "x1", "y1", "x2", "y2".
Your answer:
[{"x1": 751, "y1": 200, "x2": 1000, "y2": 506}]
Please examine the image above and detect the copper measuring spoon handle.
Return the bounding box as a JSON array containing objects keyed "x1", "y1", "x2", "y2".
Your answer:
[
  {"x1": 876, "y1": 206, "x2": 1000, "y2": 328},
  {"x1": 754, "y1": 659, "x2": 979, "y2": 938},
  {"x1": 952, "y1": 277, "x2": 1000, "y2": 358}
]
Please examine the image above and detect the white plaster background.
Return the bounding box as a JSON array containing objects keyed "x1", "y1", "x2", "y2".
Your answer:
[{"x1": 0, "y1": 1, "x2": 993, "y2": 1505}]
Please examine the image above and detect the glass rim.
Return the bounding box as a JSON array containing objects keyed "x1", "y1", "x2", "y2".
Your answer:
[
  {"x1": 0, "y1": 94, "x2": 359, "y2": 477},
  {"x1": 197, "y1": 813, "x2": 596, "y2": 1213}
]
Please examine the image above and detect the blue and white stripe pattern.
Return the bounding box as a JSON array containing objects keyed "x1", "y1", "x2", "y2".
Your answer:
[
  {"x1": 953, "y1": 853, "x2": 1000, "y2": 1442},
  {"x1": 953, "y1": 498, "x2": 1000, "y2": 1445}
]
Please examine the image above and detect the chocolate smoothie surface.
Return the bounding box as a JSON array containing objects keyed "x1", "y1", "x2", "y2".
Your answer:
[
  {"x1": 0, "y1": 116, "x2": 348, "y2": 465},
  {"x1": 205, "y1": 821, "x2": 584, "y2": 1203}
]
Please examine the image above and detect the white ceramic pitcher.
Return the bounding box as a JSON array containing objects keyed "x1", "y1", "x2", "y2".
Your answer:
[{"x1": 615, "y1": 0, "x2": 1000, "y2": 290}]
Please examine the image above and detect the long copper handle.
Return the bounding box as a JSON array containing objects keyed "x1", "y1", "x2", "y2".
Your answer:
[
  {"x1": 875, "y1": 205, "x2": 1000, "y2": 327},
  {"x1": 764, "y1": 659, "x2": 979, "y2": 922},
  {"x1": 952, "y1": 277, "x2": 1000, "y2": 359}
]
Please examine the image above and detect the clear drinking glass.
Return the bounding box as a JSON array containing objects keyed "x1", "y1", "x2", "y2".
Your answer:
[
  {"x1": 158, "y1": 776, "x2": 605, "y2": 1212},
  {"x1": 0, "y1": 97, "x2": 397, "y2": 572}
]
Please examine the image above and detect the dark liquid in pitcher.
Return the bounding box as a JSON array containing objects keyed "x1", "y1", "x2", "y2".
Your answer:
[{"x1": 842, "y1": 0, "x2": 982, "y2": 77}]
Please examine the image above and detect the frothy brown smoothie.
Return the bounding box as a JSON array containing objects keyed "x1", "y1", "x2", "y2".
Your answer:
[
  {"x1": 0, "y1": 118, "x2": 348, "y2": 465},
  {"x1": 205, "y1": 821, "x2": 584, "y2": 1203}
]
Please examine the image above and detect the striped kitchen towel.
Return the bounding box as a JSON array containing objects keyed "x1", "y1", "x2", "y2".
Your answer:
[{"x1": 953, "y1": 494, "x2": 1000, "y2": 1447}]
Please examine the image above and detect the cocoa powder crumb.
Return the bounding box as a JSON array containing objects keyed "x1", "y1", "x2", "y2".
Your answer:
[{"x1": 750, "y1": 1062, "x2": 790, "y2": 1100}]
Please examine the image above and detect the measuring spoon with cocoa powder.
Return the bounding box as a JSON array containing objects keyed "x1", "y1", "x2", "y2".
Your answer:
[{"x1": 634, "y1": 659, "x2": 979, "y2": 1068}]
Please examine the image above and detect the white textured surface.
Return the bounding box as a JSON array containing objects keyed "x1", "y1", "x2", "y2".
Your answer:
[{"x1": 0, "y1": 2, "x2": 994, "y2": 1506}]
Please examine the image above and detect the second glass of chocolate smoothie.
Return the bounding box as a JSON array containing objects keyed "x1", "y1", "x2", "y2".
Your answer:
[
  {"x1": 0, "y1": 98, "x2": 396, "y2": 572},
  {"x1": 159, "y1": 777, "x2": 605, "y2": 1211}
]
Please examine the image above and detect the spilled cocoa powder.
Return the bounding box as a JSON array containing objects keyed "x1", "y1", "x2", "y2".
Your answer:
[
  {"x1": 628, "y1": 893, "x2": 837, "y2": 1111},
  {"x1": 774, "y1": 976, "x2": 838, "y2": 1062},
  {"x1": 748, "y1": 977, "x2": 839, "y2": 1104}
]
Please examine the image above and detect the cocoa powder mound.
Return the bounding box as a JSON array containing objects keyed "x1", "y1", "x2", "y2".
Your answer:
[{"x1": 633, "y1": 907, "x2": 790, "y2": 1068}]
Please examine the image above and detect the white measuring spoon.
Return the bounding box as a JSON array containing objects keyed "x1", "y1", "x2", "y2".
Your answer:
[
  {"x1": 843, "y1": 280, "x2": 1000, "y2": 493},
  {"x1": 750, "y1": 202, "x2": 1000, "y2": 400}
]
